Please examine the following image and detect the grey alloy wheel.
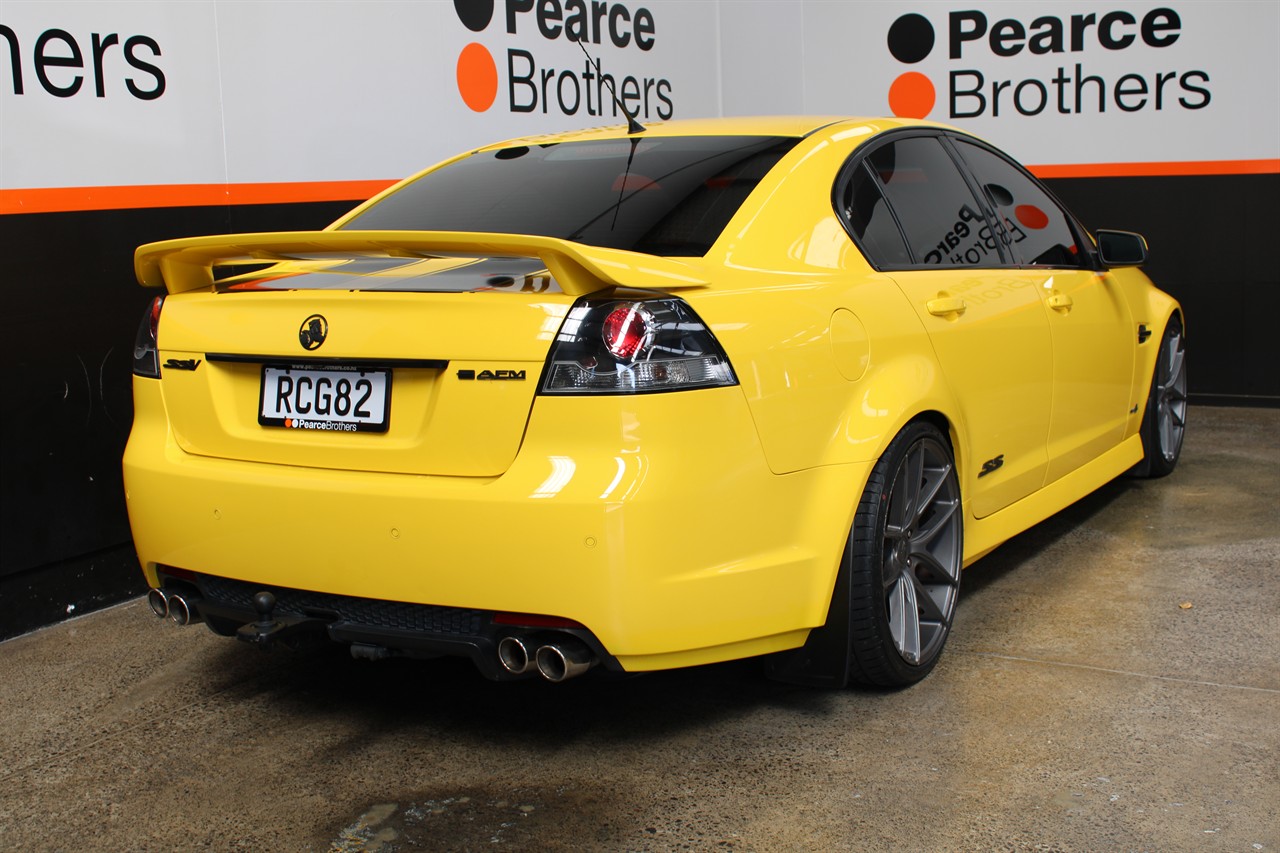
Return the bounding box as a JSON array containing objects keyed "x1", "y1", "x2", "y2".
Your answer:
[{"x1": 848, "y1": 422, "x2": 963, "y2": 686}]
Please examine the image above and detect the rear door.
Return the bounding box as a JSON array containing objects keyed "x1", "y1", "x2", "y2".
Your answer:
[{"x1": 838, "y1": 134, "x2": 1053, "y2": 518}]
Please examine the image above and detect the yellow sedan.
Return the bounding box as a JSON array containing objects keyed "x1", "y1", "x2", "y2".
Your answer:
[{"x1": 124, "y1": 116, "x2": 1185, "y2": 687}]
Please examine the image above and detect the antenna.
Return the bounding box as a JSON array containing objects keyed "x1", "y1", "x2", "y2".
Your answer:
[{"x1": 577, "y1": 40, "x2": 646, "y2": 135}]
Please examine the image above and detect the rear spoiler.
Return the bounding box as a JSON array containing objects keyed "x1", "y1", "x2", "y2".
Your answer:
[{"x1": 134, "y1": 230, "x2": 709, "y2": 296}]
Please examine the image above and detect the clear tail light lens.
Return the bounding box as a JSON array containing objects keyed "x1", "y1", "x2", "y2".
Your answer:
[
  {"x1": 133, "y1": 295, "x2": 164, "y2": 378},
  {"x1": 541, "y1": 294, "x2": 737, "y2": 395}
]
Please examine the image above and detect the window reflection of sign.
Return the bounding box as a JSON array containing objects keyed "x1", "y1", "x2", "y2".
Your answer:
[
  {"x1": 989, "y1": 186, "x2": 1077, "y2": 266},
  {"x1": 924, "y1": 203, "x2": 1025, "y2": 265}
]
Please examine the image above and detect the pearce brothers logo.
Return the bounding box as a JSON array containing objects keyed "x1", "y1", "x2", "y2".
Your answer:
[
  {"x1": 451, "y1": 0, "x2": 674, "y2": 120},
  {"x1": 885, "y1": 7, "x2": 1211, "y2": 120}
]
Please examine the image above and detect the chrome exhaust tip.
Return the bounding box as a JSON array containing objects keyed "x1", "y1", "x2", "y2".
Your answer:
[
  {"x1": 497, "y1": 635, "x2": 539, "y2": 675},
  {"x1": 146, "y1": 588, "x2": 170, "y2": 619},
  {"x1": 166, "y1": 592, "x2": 204, "y2": 626},
  {"x1": 535, "y1": 639, "x2": 595, "y2": 683}
]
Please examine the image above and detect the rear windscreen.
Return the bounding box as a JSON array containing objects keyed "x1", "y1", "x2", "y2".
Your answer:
[{"x1": 340, "y1": 136, "x2": 799, "y2": 257}]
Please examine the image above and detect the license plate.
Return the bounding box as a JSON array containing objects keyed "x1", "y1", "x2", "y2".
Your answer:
[{"x1": 259, "y1": 365, "x2": 390, "y2": 433}]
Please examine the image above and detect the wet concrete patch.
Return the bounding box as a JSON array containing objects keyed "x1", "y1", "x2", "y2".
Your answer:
[
  {"x1": 326, "y1": 782, "x2": 768, "y2": 852},
  {"x1": 328, "y1": 788, "x2": 635, "y2": 852}
]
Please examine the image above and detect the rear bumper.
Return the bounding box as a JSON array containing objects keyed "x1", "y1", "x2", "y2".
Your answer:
[
  {"x1": 153, "y1": 569, "x2": 610, "y2": 680},
  {"x1": 124, "y1": 379, "x2": 867, "y2": 671}
]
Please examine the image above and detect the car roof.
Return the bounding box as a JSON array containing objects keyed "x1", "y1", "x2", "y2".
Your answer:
[{"x1": 471, "y1": 115, "x2": 952, "y2": 151}]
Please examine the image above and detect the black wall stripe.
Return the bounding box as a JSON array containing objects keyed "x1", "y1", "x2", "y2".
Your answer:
[
  {"x1": 1044, "y1": 173, "x2": 1280, "y2": 403},
  {"x1": 0, "y1": 200, "x2": 357, "y2": 640}
]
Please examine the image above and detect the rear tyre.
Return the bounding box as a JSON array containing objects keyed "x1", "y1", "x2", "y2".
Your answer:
[
  {"x1": 1132, "y1": 317, "x2": 1187, "y2": 479},
  {"x1": 847, "y1": 422, "x2": 962, "y2": 687}
]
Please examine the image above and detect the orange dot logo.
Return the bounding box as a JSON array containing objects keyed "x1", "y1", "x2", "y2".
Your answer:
[
  {"x1": 456, "y1": 42, "x2": 497, "y2": 112},
  {"x1": 889, "y1": 72, "x2": 935, "y2": 119}
]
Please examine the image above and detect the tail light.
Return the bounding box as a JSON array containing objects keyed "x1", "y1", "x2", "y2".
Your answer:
[
  {"x1": 133, "y1": 295, "x2": 164, "y2": 378},
  {"x1": 541, "y1": 294, "x2": 737, "y2": 394}
]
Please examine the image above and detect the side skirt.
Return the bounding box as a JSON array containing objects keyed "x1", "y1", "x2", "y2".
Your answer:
[{"x1": 963, "y1": 434, "x2": 1144, "y2": 566}]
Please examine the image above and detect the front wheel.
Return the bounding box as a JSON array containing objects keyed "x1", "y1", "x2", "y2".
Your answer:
[
  {"x1": 846, "y1": 422, "x2": 963, "y2": 687},
  {"x1": 1132, "y1": 317, "x2": 1187, "y2": 479}
]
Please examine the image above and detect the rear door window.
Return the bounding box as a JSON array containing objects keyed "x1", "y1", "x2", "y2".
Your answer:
[
  {"x1": 865, "y1": 136, "x2": 1002, "y2": 268},
  {"x1": 835, "y1": 161, "x2": 912, "y2": 267}
]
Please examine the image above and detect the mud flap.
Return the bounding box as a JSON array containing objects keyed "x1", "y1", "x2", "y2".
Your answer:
[{"x1": 762, "y1": 552, "x2": 851, "y2": 688}]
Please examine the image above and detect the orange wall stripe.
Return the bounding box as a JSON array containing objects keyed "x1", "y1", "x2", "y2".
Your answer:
[
  {"x1": 2, "y1": 161, "x2": 1277, "y2": 215},
  {"x1": 1029, "y1": 159, "x2": 1280, "y2": 179},
  {"x1": 0, "y1": 179, "x2": 398, "y2": 215}
]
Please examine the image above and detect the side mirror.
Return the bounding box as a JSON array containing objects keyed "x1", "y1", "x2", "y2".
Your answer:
[{"x1": 1096, "y1": 229, "x2": 1148, "y2": 267}]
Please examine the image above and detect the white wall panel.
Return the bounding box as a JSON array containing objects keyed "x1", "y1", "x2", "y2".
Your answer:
[
  {"x1": 717, "y1": 0, "x2": 803, "y2": 117},
  {"x1": 213, "y1": 1, "x2": 464, "y2": 183},
  {"x1": 1, "y1": 1, "x2": 225, "y2": 188}
]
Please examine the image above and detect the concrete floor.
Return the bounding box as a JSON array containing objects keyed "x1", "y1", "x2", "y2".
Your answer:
[{"x1": 1, "y1": 405, "x2": 1276, "y2": 852}]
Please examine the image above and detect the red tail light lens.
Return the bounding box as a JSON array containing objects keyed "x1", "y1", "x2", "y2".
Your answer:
[
  {"x1": 133, "y1": 295, "x2": 164, "y2": 378},
  {"x1": 149, "y1": 296, "x2": 163, "y2": 336},
  {"x1": 602, "y1": 303, "x2": 653, "y2": 361}
]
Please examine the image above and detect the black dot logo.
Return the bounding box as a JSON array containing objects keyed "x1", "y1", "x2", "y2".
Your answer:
[
  {"x1": 454, "y1": 0, "x2": 494, "y2": 32},
  {"x1": 887, "y1": 14, "x2": 934, "y2": 64}
]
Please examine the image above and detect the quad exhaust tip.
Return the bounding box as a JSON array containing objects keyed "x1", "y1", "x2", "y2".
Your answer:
[
  {"x1": 146, "y1": 588, "x2": 204, "y2": 626},
  {"x1": 535, "y1": 641, "x2": 594, "y2": 683},
  {"x1": 498, "y1": 634, "x2": 596, "y2": 682},
  {"x1": 497, "y1": 635, "x2": 540, "y2": 676},
  {"x1": 146, "y1": 588, "x2": 170, "y2": 619},
  {"x1": 167, "y1": 592, "x2": 202, "y2": 626}
]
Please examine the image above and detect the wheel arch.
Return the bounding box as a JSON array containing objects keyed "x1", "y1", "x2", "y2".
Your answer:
[
  {"x1": 764, "y1": 408, "x2": 966, "y2": 689},
  {"x1": 1133, "y1": 301, "x2": 1185, "y2": 427},
  {"x1": 911, "y1": 409, "x2": 963, "y2": 475},
  {"x1": 1106, "y1": 267, "x2": 1183, "y2": 429},
  {"x1": 882, "y1": 406, "x2": 969, "y2": 506}
]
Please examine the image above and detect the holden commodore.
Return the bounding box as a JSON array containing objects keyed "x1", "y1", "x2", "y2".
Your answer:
[{"x1": 125, "y1": 116, "x2": 1186, "y2": 687}]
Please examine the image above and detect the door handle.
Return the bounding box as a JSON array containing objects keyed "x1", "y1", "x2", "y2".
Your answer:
[
  {"x1": 927, "y1": 296, "x2": 967, "y2": 317},
  {"x1": 1047, "y1": 292, "x2": 1074, "y2": 312}
]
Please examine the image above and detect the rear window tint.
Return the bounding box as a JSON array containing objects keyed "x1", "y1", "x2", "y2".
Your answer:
[{"x1": 341, "y1": 136, "x2": 799, "y2": 257}]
